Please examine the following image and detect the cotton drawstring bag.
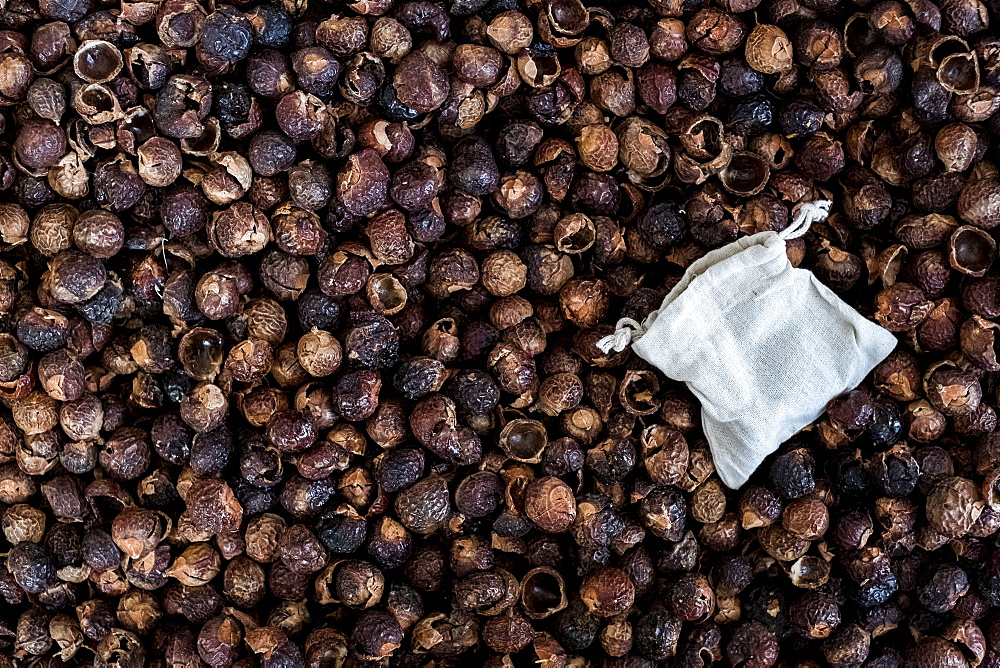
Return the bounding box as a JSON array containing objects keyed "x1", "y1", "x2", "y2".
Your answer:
[{"x1": 598, "y1": 201, "x2": 898, "y2": 489}]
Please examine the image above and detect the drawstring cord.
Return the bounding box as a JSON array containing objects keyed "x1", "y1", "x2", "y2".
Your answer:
[
  {"x1": 597, "y1": 317, "x2": 646, "y2": 355},
  {"x1": 595, "y1": 198, "x2": 833, "y2": 354},
  {"x1": 778, "y1": 199, "x2": 833, "y2": 239},
  {"x1": 779, "y1": 199, "x2": 832, "y2": 240}
]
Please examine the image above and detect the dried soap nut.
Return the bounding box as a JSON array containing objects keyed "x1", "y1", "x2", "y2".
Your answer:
[
  {"x1": 745, "y1": 25, "x2": 793, "y2": 74},
  {"x1": 73, "y1": 209, "x2": 124, "y2": 258},
  {"x1": 524, "y1": 476, "x2": 577, "y2": 532},
  {"x1": 580, "y1": 567, "x2": 635, "y2": 617},
  {"x1": 297, "y1": 330, "x2": 343, "y2": 377},
  {"x1": 958, "y1": 178, "x2": 1000, "y2": 229},
  {"x1": 137, "y1": 137, "x2": 182, "y2": 187}
]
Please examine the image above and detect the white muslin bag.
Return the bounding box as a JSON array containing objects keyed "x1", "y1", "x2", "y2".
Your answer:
[{"x1": 598, "y1": 201, "x2": 898, "y2": 489}]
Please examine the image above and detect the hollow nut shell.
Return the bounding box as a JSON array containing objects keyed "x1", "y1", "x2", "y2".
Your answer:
[
  {"x1": 936, "y1": 52, "x2": 979, "y2": 94},
  {"x1": 720, "y1": 151, "x2": 770, "y2": 196},
  {"x1": 73, "y1": 41, "x2": 124, "y2": 84},
  {"x1": 948, "y1": 225, "x2": 996, "y2": 277},
  {"x1": 520, "y1": 567, "x2": 568, "y2": 619}
]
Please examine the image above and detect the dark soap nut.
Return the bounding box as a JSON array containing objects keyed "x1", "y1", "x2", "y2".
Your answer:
[
  {"x1": 450, "y1": 136, "x2": 500, "y2": 197},
  {"x1": 770, "y1": 448, "x2": 816, "y2": 499},
  {"x1": 779, "y1": 99, "x2": 825, "y2": 138},
  {"x1": 213, "y1": 81, "x2": 254, "y2": 126},
  {"x1": 719, "y1": 58, "x2": 765, "y2": 98},
  {"x1": 638, "y1": 202, "x2": 686, "y2": 250},
  {"x1": 161, "y1": 183, "x2": 210, "y2": 237},
  {"x1": 373, "y1": 448, "x2": 424, "y2": 492},
  {"x1": 292, "y1": 47, "x2": 341, "y2": 97},
  {"x1": 727, "y1": 94, "x2": 773, "y2": 136},
  {"x1": 249, "y1": 3, "x2": 293, "y2": 48},
  {"x1": 15, "y1": 119, "x2": 66, "y2": 170},
  {"x1": 248, "y1": 130, "x2": 297, "y2": 176},
  {"x1": 198, "y1": 6, "x2": 254, "y2": 67}
]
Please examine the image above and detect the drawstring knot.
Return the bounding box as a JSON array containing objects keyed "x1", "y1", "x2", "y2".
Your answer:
[
  {"x1": 597, "y1": 317, "x2": 645, "y2": 354},
  {"x1": 779, "y1": 199, "x2": 832, "y2": 240},
  {"x1": 596, "y1": 198, "x2": 833, "y2": 355}
]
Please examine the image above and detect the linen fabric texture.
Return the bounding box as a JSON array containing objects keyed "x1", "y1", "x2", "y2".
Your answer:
[{"x1": 601, "y1": 203, "x2": 898, "y2": 489}]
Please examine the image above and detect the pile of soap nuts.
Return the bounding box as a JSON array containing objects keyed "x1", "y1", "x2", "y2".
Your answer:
[{"x1": 1, "y1": 0, "x2": 1000, "y2": 664}]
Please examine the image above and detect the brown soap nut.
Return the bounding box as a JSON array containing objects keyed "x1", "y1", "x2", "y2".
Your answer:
[
  {"x1": 366, "y1": 209, "x2": 415, "y2": 266},
  {"x1": 297, "y1": 330, "x2": 343, "y2": 377},
  {"x1": 667, "y1": 572, "x2": 715, "y2": 622},
  {"x1": 393, "y1": 51, "x2": 450, "y2": 114},
  {"x1": 15, "y1": 119, "x2": 67, "y2": 170},
  {"x1": 365, "y1": 273, "x2": 407, "y2": 316},
  {"x1": 370, "y1": 18, "x2": 412, "y2": 62},
  {"x1": 337, "y1": 149, "x2": 390, "y2": 217},
  {"x1": 38, "y1": 348, "x2": 86, "y2": 401},
  {"x1": 580, "y1": 567, "x2": 635, "y2": 617},
  {"x1": 29, "y1": 204, "x2": 76, "y2": 257},
  {"x1": 136, "y1": 137, "x2": 182, "y2": 187},
  {"x1": 2, "y1": 504, "x2": 47, "y2": 544},
  {"x1": 498, "y1": 418, "x2": 547, "y2": 463},
  {"x1": 782, "y1": 496, "x2": 830, "y2": 540},
  {"x1": 244, "y1": 297, "x2": 288, "y2": 346},
  {"x1": 488, "y1": 12, "x2": 533, "y2": 54},
  {"x1": 686, "y1": 8, "x2": 746, "y2": 56},
  {"x1": 482, "y1": 610, "x2": 533, "y2": 654},
  {"x1": 0, "y1": 50, "x2": 33, "y2": 106},
  {"x1": 745, "y1": 24, "x2": 793, "y2": 74},
  {"x1": 11, "y1": 389, "x2": 59, "y2": 436},
  {"x1": 195, "y1": 271, "x2": 241, "y2": 320},
  {"x1": 935, "y1": 123, "x2": 978, "y2": 172},
  {"x1": 186, "y1": 478, "x2": 243, "y2": 535},
  {"x1": 74, "y1": 40, "x2": 124, "y2": 85},
  {"x1": 948, "y1": 225, "x2": 995, "y2": 277},
  {"x1": 926, "y1": 476, "x2": 985, "y2": 539},
  {"x1": 180, "y1": 382, "x2": 229, "y2": 433},
  {"x1": 279, "y1": 523, "x2": 328, "y2": 574},
  {"x1": 225, "y1": 338, "x2": 274, "y2": 383},
  {"x1": 73, "y1": 209, "x2": 125, "y2": 258},
  {"x1": 577, "y1": 124, "x2": 619, "y2": 172},
  {"x1": 45, "y1": 250, "x2": 107, "y2": 305},
  {"x1": 610, "y1": 22, "x2": 650, "y2": 68},
  {"x1": 452, "y1": 44, "x2": 504, "y2": 87},
  {"x1": 794, "y1": 133, "x2": 846, "y2": 182},
  {"x1": 576, "y1": 37, "x2": 612, "y2": 75},
  {"x1": 524, "y1": 476, "x2": 577, "y2": 532},
  {"x1": 560, "y1": 279, "x2": 609, "y2": 328},
  {"x1": 100, "y1": 427, "x2": 153, "y2": 481},
  {"x1": 0, "y1": 204, "x2": 29, "y2": 248},
  {"x1": 874, "y1": 282, "x2": 933, "y2": 331},
  {"x1": 923, "y1": 361, "x2": 982, "y2": 417},
  {"x1": 873, "y1": 350, "x2": 921, "y2": 401},
  {"x1": 167, "y1": 542, "x2": 221, "y2": 586},
  {"x1": 794, "y1": 20, "x2": 843, "y2": 70},
  {"x1": 275, "y1": 91, "x2": 326, "y2": 143},
  {"x1": 111, "y1": 507, "x2": 168, "y2": 560},
  {"x1": 207, "y1": 201, "x2": 271, "y2": 258},
  {"x1": 690, "y1": 479, "x2": 727, "y2": 524},
  {"x1": 958, "y1": 178, "x2": 1000, "y2": 229},
  {"x1": 906, "y1": 400, "x2": 948, "y2": 443},
  {"x1": 271, "y1": 203, "x2": 327, "y2": 255}
]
